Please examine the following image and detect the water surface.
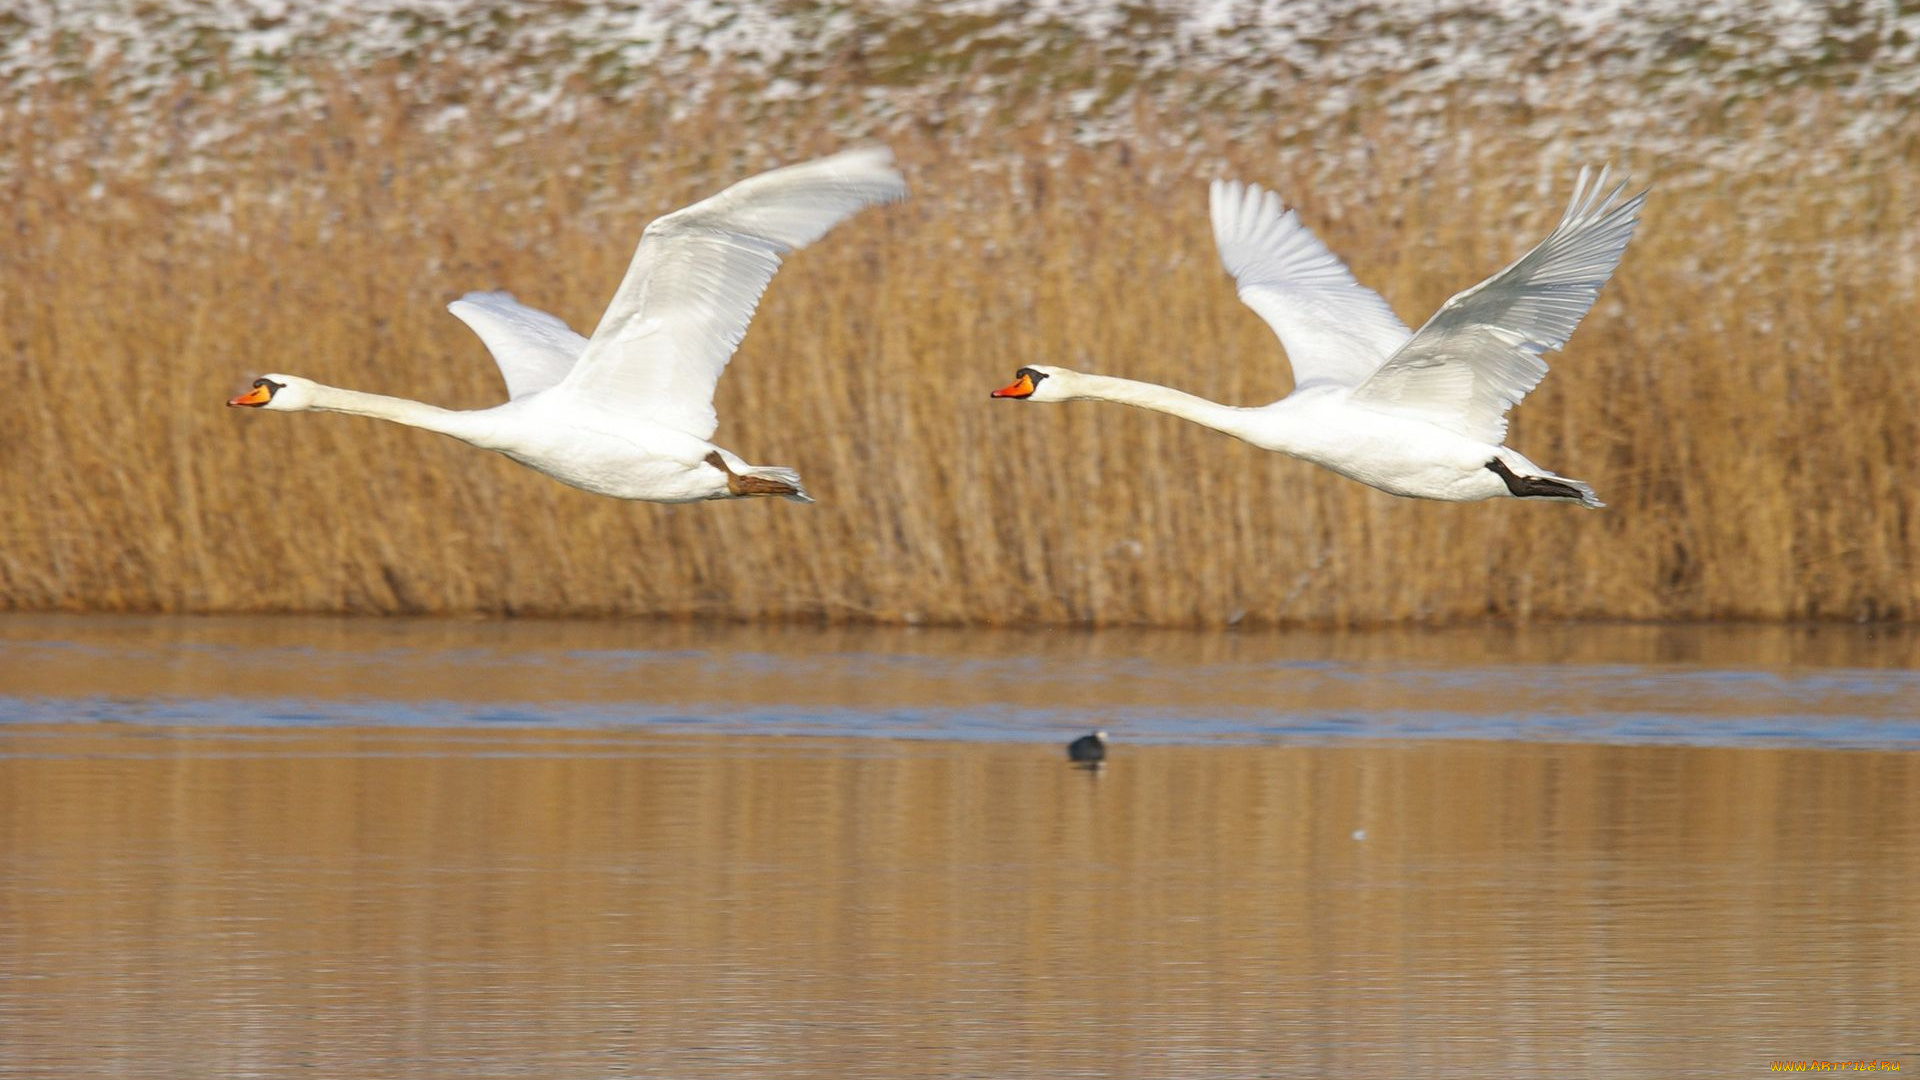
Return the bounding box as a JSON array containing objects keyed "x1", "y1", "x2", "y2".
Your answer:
[
  {"x1": 1, "y1": 615, "x2": 1915, "y2": 1078},
  {"x1": 4, "y1": 614, "x2": 1919, "y2": 747}
]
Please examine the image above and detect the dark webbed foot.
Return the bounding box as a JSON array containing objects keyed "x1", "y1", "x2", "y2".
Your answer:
[{"x1": 1486, "y1": 458, "x2": 1587, "y2": 500}]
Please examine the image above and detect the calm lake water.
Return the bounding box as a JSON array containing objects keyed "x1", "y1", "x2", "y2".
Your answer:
[{"x1": 1, "y1": 614, "x2": 1915, "y2": 1078}]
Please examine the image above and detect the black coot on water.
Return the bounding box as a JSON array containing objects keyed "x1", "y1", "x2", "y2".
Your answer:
[{"x1": 1068, "y1": 730, "x2": 1108, "y2": 766}]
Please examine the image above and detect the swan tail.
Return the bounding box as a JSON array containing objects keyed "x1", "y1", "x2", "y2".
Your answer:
[{"x1": 1486, "y1": 457, "x2": 1604, "y2": 509}]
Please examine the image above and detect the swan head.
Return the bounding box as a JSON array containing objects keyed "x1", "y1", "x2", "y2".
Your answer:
[
  {"x1": 990, "y1": 365, "x2": 1066, "y2": 402},
  {"x1": 227, "y1": 374, "x2": 314, "y2": 410}
]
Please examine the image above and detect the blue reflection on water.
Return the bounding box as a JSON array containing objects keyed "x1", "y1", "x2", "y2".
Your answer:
[{"x1": 3, "y1": 684, "x2": 1918, "y2": 749}]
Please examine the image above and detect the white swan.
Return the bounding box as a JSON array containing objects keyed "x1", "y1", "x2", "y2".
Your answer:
[
  {"x1": 992, "y1": 166, "x2": 1645, "y2": 508},
  {"x1": 228, "y1": 147, "x2": 908, "y2": 503}
]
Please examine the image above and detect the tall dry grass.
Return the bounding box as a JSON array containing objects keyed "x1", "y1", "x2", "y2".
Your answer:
[{"x1": 2, "y1": 67, "x2": 1917, "y2": 626}]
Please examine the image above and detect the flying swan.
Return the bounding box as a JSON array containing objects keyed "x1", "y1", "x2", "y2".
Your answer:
[
  {"x1": 992, "y1": 166, "x2": 1645, "y2": 507},
  {"x1": 229, "y1": 147, "x2": 908, "y2": 503}
]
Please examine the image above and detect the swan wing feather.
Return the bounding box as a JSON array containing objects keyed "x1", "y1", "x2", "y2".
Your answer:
[
  {"x1": 554, "y1": 147, "x2": 908, "y2": 439},
  {"x1": 446, "y1": 290, "x2": 589, "y2": 400},
  {"x1": 1210, "y1": 178, "x2": 1413, "y2": 392},
  {"x1": 1351, "y1": 166, "x2": 1646, "y2": 443}
]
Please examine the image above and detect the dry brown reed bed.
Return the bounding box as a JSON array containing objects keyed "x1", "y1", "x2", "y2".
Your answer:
[{"x1": 2, "y1": 70, "x2": 1917, "y2": 627}]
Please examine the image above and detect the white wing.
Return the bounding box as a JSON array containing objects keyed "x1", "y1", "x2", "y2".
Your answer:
[
  {"x1": 1210, "y1": 178, "x2": 1413, "y2": 392},
  {"x1": 553, "y1": 147, "x2": 909, "y2": 439},
  {"x1": 1351, "y1": 167, "x2": 1646, "y2": 444},
  {"x1": 446, "y1": 291, "x2": 588, "y2": 400}
]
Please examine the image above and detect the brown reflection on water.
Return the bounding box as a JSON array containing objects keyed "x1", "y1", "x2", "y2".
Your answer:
[
  {"x1": 5, "y1": 614, "x2": 1920, "y2": 728},
  {"x1": 1, "y1": 727, "x2": 1914, "y2": 1078}
]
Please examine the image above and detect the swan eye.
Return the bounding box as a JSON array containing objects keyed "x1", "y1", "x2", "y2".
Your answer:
[{"x1": 254, "y1": 378, "x2": 285, "y2": 393}]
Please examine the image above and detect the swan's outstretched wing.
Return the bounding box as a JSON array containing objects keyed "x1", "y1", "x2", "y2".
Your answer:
[
  {"x1": 446, "y1": 291, "x2": 589, "y2": 400},
  {"x1": 1210, "y1": 179, "x2": 1413, "y2": 392},
  {"x1": 553, "y1": 147, "x2": 908, "y2": 439},
  {"x1": 1351, "y1": 167, "x2": 1645, "y2": 444}
]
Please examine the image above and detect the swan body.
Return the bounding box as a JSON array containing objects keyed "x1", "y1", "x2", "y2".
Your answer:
[
  {"x1": 230, "y1": 147, "x2": 909, "y2": 503},
  {"x1": 993, "y1": 167, "x2": 1646, "y2": 508}
]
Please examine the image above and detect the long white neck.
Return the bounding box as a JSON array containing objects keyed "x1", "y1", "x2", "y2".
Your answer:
[
  {"x1": 302, "y1": 383, "x2": 500, "y2": 447},
  {"x1": 1052, "y1": 371, "x2": 1269, "y2": 444}
]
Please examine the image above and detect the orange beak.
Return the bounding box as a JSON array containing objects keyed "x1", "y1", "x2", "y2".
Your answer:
[
  {"x1": 228, "y1": 385, "x2": 273, "y2": 407},
  {"x1": 990, "y1": 373, "x2": 1035, "y2": 399}
]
